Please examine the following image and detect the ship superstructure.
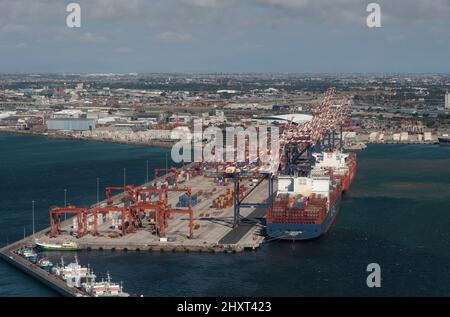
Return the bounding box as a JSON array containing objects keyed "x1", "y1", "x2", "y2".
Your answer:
[{"x1": 82, "y1": 273, "x2": 129, "y2": 297}]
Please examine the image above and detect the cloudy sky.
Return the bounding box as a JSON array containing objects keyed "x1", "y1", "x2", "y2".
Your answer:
[{"x1": 0, "y1": 0, "x2": 449, "y2": 73}]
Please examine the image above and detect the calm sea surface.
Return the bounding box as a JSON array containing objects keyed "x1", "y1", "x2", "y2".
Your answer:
[{"x1": 0, "y1": 133, "x2": 449, "y2": 296}]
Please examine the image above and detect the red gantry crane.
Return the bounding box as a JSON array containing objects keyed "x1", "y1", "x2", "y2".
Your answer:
[
  {"x1": 50, "y1": 206, "x2": 88, "y2": 238},
  {"x1": 163, "y1": 187, "x2": 194, "y2": 239},
  {"x1": 105, "y1": 185, "x2": 136, "y2": 205},
  {"x1": 154, "y1": 168, "x2": 180, "y2": 188},
  {"x1": 91, "y1": 207, "x2": 126, "y2": 236},
  {"x1": 48, "y1": 165, "x2": 197, "y2": 239}
]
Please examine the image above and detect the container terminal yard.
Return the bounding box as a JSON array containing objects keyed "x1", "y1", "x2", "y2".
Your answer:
[{"x1": 1, "y1": 88, "x2": 353, "y2": 296}]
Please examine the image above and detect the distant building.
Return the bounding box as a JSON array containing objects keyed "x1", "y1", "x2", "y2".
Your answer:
[
  {"x1": 168, "y1": 115, "x2": 191, "y2": 124},
  {"x1": 47, "y1": 118, "x2": 95, "y2": 131},
  {"x1": 217, "y1": 90, "x2": 237, "y2": 94},
  {"x1": 445, "y1": 92, "x2": 450, "y2": 109},
  {"x1": 53, "y1": 109, "x2": 84, "y2": 119}
]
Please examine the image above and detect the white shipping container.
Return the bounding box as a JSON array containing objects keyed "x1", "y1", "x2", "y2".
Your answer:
[
  {"x1": 369, "y1": 132, "x2": 379, "y2": 141},
  {"x1": 97, "y1": 214, "x2": 104, "y2": 225},
  {"x1": 400, "y1": 132, "x2": 409, "y2": 141}
]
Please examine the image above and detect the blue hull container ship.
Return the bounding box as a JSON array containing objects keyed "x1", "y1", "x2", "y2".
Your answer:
[{"x1": 266, "y1": 151, "x2": 356, "y2": 240}]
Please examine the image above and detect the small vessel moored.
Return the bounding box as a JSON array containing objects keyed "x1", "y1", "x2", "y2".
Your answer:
[
  {"x1": 52, "y1": 255, "x2": 88, "y2": 283},
  {"x1": 82, "y1": 272, "x2": 130, "y2": 297},
  {"x1": 19, "y1": 247, "x2": 38, "y2": 263},
  {"x1": 51, "y1": 256, "x2": 130, "y2": 297},
  {"x1": 36, "y1": 240, "x2": 81, "y2": 251},
  {"x1": 37, "y1": 258, "x2": 54, "y2": 272}
]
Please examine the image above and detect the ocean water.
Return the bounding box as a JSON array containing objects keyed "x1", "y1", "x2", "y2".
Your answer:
[{"x1": 0, "y1": 134, "x2": 449, "y2": 297}]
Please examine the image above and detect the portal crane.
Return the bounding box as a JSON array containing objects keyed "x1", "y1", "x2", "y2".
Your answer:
[
  {"x1": 50, "y1": 206, "x2": 87, "y2": 238},
  {"x1": 154, "y1": 168, "x2": 180, "y2": 188},
  {"x1": 91, "y1": 207, "x2": 126, "y2": 236},
  {"x1": 105, "y1": 185, "x2": 136, "y2": 205}
]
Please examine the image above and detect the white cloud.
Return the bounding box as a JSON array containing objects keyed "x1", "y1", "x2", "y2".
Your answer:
[
  {"x1": 116, "y1": 47, "x2": 134, "y2": 53},
  {"x1": 182, "y1": 0, "x2": 231, "y2": 8},
  {"x1": 88, "y1": 0, "x2": 145, "y2": 19},
  {"x1": 155, "y1": 31, "x2": 194, "y2": 44},
  {"x1": 79, "y1": 32, "x2": 108, "y2": 43},
  {"x1": 0, "y1": 23, "x2": 29, "y2": 33},
  {"x1": 53, "y1": 29, "x2": 108, "y2": 44}
]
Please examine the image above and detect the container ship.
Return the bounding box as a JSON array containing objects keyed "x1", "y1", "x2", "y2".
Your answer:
[{"x1": 266, "y1": 150, "x2": 356, "y2": 240}]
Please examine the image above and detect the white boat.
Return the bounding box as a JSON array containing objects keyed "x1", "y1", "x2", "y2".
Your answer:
[
  {"x1": 20, "y1": 248, "x2": 38, "y2": 263},
  {"x1": 82, "y1": 272, "x2": 130, "y2": 297},
  {"x1": 52, "y1": 255, "x2": 88, "y2": 287},
  {"x1": 36, "y1": 240, "x2": 81, "y2": 251}
]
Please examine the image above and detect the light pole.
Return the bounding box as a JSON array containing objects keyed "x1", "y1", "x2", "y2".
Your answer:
[
  {"x1": 32, "y1": 200, "x2": 35, "y2": 239},
  {"x1": 146, "y1": 160, "x2": 149, "y2": 184},
  {"x1": 123, "y1": 168, "x2": 126, "y2": 193},
  {"x1": 165, "y1": 152, "x2": 168, "y2": 170},
  {"x1": 64, "y1": 189, "x2": 67, "y2": 220},
  {"x1": 97, "y1": 177, "x2": 100, "y2": 204}
]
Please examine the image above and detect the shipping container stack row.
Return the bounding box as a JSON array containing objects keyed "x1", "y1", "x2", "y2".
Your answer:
[
  {"x1": 269, "y1": 193, "x2": 328, "y2": 224},
  {"x1": 211, "y1": 186, "x2": 247, "y2": 209},
  {"x1": 200, "y1": 188, "x2": 217, "y2": 200},
  {"x1": 177, "y1": 169, "x2": 197, "y2": 185},
  {"x1": 176, "y1": 192, "x2": 202, "y2": 208},
  {"x1": 188, "y1": 165, "x2": 203, "y2": 178},
  {"x1": 215, "y1": 177, "x2": 232, "y2": 186}
]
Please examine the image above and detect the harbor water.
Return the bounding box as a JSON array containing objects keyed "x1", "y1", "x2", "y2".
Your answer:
[{"x1": 0, "y1": 133, "x2": 450, "y2": 296}]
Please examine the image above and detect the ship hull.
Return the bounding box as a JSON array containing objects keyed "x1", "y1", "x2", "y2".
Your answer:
[
  {"x1": 39, "y1": 264, "x2": 54, "y2": 272},
  {"x1": 266, "y1": 195, "x2": 341, "y2": 240},
  {"x1": 438, "y1": 138, "x2": 450, "y2": 146},
  {"x1": 36, "y1": 243, "x2": 81, "y2": 252}
]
